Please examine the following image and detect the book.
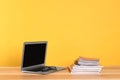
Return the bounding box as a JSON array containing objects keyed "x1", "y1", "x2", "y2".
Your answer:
[
  {"x1": 69, "y1": 56, "x2": 103, "y2": 75},
  {"x1": 75, "y1": 57, "x2": 100, "y2": 66},
  {"x1": 71, "y1": 72, "x2": 100, "y2": 75}
]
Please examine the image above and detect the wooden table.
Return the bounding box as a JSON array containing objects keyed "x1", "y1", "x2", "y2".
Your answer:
[{"x1": 0, "y1": 67, "x2": 120, "y2": 80}]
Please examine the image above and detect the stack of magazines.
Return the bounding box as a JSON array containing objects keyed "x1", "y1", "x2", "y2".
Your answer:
[{"x1": 69, "y1": 57, "x2": 103, "y2": 74}]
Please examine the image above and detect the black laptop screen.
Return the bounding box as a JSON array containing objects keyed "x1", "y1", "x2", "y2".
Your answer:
[{"x1": 22, "y1": 42, "x2": 47, "y2": 67}]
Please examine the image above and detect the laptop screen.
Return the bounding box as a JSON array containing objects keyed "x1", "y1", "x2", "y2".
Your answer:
[{"x1": 22, "y1": 42, "x2": 47, "y2": 67}]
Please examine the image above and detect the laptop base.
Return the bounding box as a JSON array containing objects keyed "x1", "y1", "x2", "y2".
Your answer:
[{"x1": 22, "y1": 66, "x2": 65, "y2": 75}]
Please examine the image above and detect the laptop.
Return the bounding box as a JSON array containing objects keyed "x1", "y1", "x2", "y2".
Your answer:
[{"x1": 21, "y1": 41, "x2": 65, "y2": 74}]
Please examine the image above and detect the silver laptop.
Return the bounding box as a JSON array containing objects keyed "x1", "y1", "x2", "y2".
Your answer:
[{"x1": 21, "y1": 41, "x2": 65, "y2": 74}]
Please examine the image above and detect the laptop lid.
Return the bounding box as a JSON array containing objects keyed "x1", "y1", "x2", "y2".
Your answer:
[{"x1": 21, "y1": 41, "x2": 47, "y2": 70}]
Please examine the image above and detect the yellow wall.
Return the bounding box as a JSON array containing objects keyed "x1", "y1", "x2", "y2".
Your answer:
[{"x1": 0, "y1": 0, "x2": 120, "y2": 66}]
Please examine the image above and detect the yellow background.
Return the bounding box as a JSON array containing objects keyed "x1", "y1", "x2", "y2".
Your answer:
[{"x1": 0, "y1": 0, "x2": 120, "y2": 66}]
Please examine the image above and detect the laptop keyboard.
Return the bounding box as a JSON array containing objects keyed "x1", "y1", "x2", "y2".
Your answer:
[{"x1": 30, "y1": 66, "x2": 57, "y2": 72}]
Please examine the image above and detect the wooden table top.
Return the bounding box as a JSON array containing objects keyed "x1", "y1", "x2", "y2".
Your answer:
[{"x1": 0, "y1": 67, "x2": 120, "y2": 80}]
